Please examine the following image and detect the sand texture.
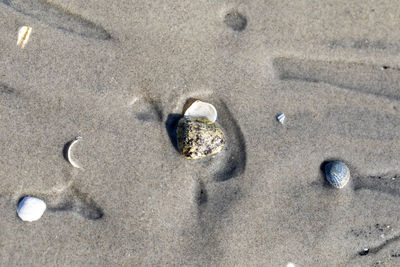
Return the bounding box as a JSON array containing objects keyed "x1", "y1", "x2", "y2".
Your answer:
[{"x1": 1, "y1": 0, "x2": 400, "y2": 266}]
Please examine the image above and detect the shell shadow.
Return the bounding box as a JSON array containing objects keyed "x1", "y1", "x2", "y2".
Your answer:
[
  {"x1": 353, "y1": 172, "x2": 400, "y2": 197},
  {"x1": 17, "y1": 196, "x2": 25, "y2": 205},
  {"x1": 319, "y1": 160, "x2": 335, "y2": 189},
  {"x1": 47, "y1": 187, "x2": 104, "y2": 220},
  {"x1": 165, "y1": 113, "x2": 183, "y2": 152}
]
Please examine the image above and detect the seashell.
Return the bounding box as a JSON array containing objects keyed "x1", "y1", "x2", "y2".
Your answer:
[
  {"x1": 17, "y1": 196, "x2": 46, "y2": 222},
  {"x1": 359, "y1": 248, "x2": 369, "y2": 256},
  {"x1": 324, "y1": 161, "x2": 350, "y2": 188},
  {"x1": 17, "y1": 26, "x2": 32, "y2": 48},
  {"x1": 66, "y1": 136, "x2": 83, "y2": 168},
  {"x1": 184, "y1": 100, "x2": 217, "y2": 123},
  {"x1": 277, "y1": 113, "x2": 285, "y2": 124},
  {"x1": 177, "y1": 116, "x2": 225, "y2": 159}
]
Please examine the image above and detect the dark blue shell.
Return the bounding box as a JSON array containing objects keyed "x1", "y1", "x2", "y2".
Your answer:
[{"x1": 325, "y1": 161, "x2": 350, "y2": 188}]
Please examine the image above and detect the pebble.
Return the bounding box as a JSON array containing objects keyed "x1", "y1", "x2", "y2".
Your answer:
[{"x1": 177, "y1": 116, "x2": 225, "y2": 159}]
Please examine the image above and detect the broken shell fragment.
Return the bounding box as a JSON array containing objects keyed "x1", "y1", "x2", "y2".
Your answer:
[
  {"x1": 66, "y1": 136, "x2": 83, "y2": 168},
  {"x1": 324, "y1": 161, "x2": 350, "y2": 188},
  {"x1": 184, "y1": 100, "x2": 217, "y2": 123},
  {"x1": 277, "y1": 113, "x2": 285, "y2": 124},
  {"x1": 17, "y1": 26, "x2": 32, "y2": 48},
  {"x1": 177, "y1": 116, "x2": 225, "y2": 159},
  {"x1": 17, "y1": 196, "x2": 46, "y2": 222}
]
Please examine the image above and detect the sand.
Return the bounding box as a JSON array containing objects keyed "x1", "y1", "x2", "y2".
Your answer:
[{"x1": 0, "y1": 0, "x2": 400, "y2": 266}]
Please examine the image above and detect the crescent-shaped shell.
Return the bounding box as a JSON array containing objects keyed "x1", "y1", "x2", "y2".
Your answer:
[
  {"x1": 324, "y1": 161, "x2": 350, "y2": 188},
  {"x1": 184, "y1": 100, "x2": 217, "y2": 123},
  {"x1": 17, "y1": 196, "x2": 46, "y2": 222},
  {"x1": 67, "y1": 136, "x2": 83, "y2": 168}
]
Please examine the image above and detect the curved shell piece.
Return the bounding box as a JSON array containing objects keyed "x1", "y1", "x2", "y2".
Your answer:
[
  {"x1": 184, "y1": 100, "x2": 217, "y2": 123},
  {"x1": 67, "y1": 136, "x2": 83, "y2": 168},
  {"x1": 17, "y1": 196, "x2": 46, "y2": 222},
  {"x1": 177, "y1": 116, "x2": 225, "y2": 159},
  {"x1": 324, "y1": 161, "x2": 350, "y2": 188}
]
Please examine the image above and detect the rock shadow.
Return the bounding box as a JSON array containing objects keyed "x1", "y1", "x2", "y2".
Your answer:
[
  {"x1": 165, "y1": 113, "x2": 183, "y2": 152},
  {"x1": 213, "y1": 100, "x2": 247, "y2": 182}
]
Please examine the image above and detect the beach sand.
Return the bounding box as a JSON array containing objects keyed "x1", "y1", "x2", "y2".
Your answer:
[{"x1": 0, "y1": 0, "x2": 400, "y2": 265}]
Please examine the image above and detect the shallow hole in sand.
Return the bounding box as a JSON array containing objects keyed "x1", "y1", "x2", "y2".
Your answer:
[{"x1": 224, "y1": 11, "x2": 247, "y2": 32}]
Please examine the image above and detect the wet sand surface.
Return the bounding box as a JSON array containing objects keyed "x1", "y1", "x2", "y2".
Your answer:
[{"x1": 0, "y1": 0, "x2": 400, "y2": 266}]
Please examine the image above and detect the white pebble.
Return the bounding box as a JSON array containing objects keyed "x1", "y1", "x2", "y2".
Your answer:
[
  {"x1": 17, "y1": 196, "x2": 46, "y2": 222},
  {"x1": 287, "y1": 262, "x2": 295, "y2": 267}
]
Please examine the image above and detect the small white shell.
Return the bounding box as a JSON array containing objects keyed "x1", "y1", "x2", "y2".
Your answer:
[
  {"x1": 67, "y1": 136, "x2": 83, "y2": 168},
  {"x1": 325, "y1": 161, "x2": 350, "y2": 188},
  {"x1": 277, "y1": 113, "x2": 285, "y2": 124},
  {"x1": 17, "y1": 196, "x2": 46, "y2": 222},
  {"x1": 184, "y1": 100, "x2": 217, "y2": 123},
  {"x1": 17, "y1": 26, "x2": 32, "y2": 48}
]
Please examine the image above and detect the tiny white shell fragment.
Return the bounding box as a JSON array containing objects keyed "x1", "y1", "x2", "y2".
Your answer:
[
  {"x1": 277, "y1": 113, "x2": 285, "y2": 124},
  {"x1": 17, "y1": 196, "x2": 46, "y2": 222},
  {"x1": 128, "y1": 96, "x2": 139, "y2": 106},
  {"x1": 184, "y1": 100, "x2": 217, "y2": 123},
  {"x1": 67, "y1": 136, "x2": 83, "y2": 168},
  {"x1": 287, "y1": 263, "x2": 296, "y2": 267},
  {"x1": 17, "y1": 26, "x2": 32, "y2": 48}
]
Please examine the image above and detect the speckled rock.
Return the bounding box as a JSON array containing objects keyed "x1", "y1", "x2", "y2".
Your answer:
[{"x1": 177, "y1": 116, "x2": 226, "y2": 159}]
